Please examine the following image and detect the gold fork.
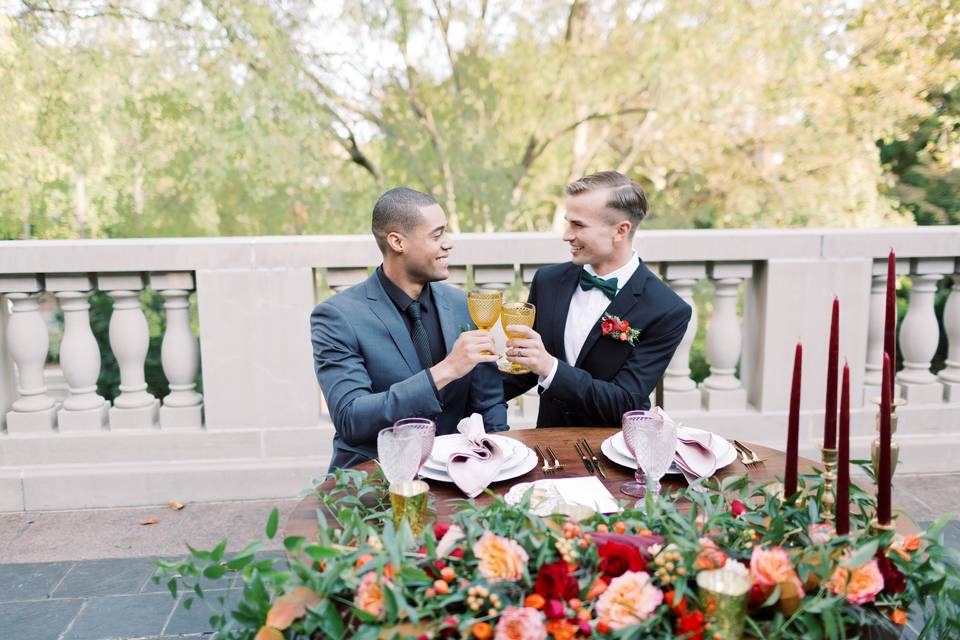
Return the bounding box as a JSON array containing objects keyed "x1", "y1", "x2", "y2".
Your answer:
[
  {"x1": 546, "y1": 446, "x2": 564, "y2": 472},
  {"x1": 533, "y1": 444, "x2": 555, "y2": 475},
  {"x1": 733, "y1": 440, "x2": 766, "y2": 467}
]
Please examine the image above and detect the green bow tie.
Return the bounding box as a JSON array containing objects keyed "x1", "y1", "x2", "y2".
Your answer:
[{"x1": 579, "y1": 270, "x2": 618, "y2": 300}]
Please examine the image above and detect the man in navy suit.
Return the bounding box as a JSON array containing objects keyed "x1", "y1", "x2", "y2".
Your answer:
[
  {"x1": 311, "y1": 188, "x2": 508, "y2": 471},
  {"x1": 502, "y1": 171, "x2": 691, "y2": 427}
]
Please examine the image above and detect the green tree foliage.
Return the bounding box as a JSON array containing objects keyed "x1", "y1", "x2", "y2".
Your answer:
[{"x1": 1, "y1": 0, "x2": 957, "y2": 238}]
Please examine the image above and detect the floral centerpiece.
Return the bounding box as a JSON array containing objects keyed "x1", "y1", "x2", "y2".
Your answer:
[{"x1": 157, "y1": 466, "x2": 960, "y2": 640}]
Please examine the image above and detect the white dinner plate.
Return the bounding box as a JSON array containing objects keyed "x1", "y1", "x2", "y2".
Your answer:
[
  {"x1": 429, "y1": 434, "x2": 524, "y2": 465},
  {"x1": 601, "y1": 433, "x2": 738, "y2": 472},
  {"x1": 423, "y1": 443, "x2": 530, "y2": 474},
  {"x1": 419, "y1": 447, "x2": 539, "y2": 484}
]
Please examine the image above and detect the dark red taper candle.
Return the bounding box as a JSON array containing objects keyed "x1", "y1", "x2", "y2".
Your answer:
[
  {"x1": 878, "y1": 353, "x2": 892, "y2": 525},
  {"x1": 883, "y1": 249, "x2": 897, "y2": 398},
  {"x1": 823, "y1": 297, "x2": 839, "y2": 449},
  {"x1": 785, "y1": 341, "x2": 802, "y2": 498},
  {"x1": 836, "y1": 361, "x2": 850, "y2": 535}
]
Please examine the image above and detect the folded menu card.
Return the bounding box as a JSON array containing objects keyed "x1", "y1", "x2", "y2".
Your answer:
[{"x1": 551, "y1": 476, "x2": 620, "y2": 514}]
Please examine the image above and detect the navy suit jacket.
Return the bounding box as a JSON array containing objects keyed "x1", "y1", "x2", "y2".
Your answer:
[
  {"x1": 502, "y1": 259, "x2": 691, "y2": 427},
  {"x1": 311, "y1": 274, "x2": 509, "y2": 471}
]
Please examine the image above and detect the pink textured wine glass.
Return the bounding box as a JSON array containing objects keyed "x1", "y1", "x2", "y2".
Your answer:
[{"x1": 393, "y1": 417, "x2": 436, "y2": 473}]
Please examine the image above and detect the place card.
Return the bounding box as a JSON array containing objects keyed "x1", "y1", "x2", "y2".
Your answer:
[{"x1": 551, "y1": 476, "x2": 620, "y2": 514}]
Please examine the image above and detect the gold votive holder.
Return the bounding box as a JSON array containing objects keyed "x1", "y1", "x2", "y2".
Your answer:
[
  {"x1": 389, "y1": 480, "x2": 429, "y2": 536},
  {"x1": 697, "y1": 568, "x2": 751, "y2": 640},
  {"x1": 819, "y1": 446, "x2": 838, "y2": 524}
]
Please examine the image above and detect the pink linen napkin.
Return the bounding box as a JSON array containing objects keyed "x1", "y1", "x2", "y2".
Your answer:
[
  {"x1": 652, "y1": 408, "x2": 718, "y2": 483},
  {"x1": 446, "y1": 413, "x2": 505, "y2": 498}
]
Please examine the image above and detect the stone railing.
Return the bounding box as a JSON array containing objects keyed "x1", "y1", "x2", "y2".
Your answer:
[{"x1": 0, "y1": 228, "x2": 958, "y2": 510}]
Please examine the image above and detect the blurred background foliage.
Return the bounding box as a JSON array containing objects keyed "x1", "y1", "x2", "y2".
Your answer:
[{"x1": 1, "y1": 0, "x2": 957, "y2": 241}]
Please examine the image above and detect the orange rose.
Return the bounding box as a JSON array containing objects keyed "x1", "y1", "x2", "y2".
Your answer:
[
  {"x1": 891, "y1": 609, "x2": 907, "y2": 625},
  {"x1": 903, "y1": 535, "x2": 921, "y2": 552},
  {"x1": 473, "y1": 532, "x2": 529, "y2": 583},
  {"x1": 749, "y1": 546, "x2": 804, "y2": 597},
  {"x1": 472, "y1": 621, "x2": 493, "y2": 639},
  {"x1": 825, "y1": 559, "x2": 884, "y2": 605},
  {"x1": 545, "y1": 619, "x2": 577, "y2": 640},
  {"x1": 354, "y1": 571, "x2": 387, "y2": 618}
]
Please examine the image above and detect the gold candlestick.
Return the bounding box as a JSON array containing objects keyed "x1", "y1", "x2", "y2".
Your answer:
[
  {"x1": 869, "y1": 396, "x2": 905, "y2": 479},
  {"x1": 819, "y1": 446, "x2": 838, "y2": 524}
]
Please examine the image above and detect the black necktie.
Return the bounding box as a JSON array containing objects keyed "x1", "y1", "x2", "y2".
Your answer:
[
  {"x1": 405, "y1": 301, "x2": 433, "y2": 370},
  {"x1": 579, "y1": 270, "x2": 619, "y2": 300}
]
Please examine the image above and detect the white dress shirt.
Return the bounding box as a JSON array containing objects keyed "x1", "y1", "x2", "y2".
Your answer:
[{"x1": 539, "y1": 252, "x2": 640, "y2": 390}]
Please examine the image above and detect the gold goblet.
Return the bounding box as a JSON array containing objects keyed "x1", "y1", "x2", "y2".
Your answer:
[
  {"x1": 467, "y1": 290, "x2": 502, "y2": 355},
  {"x1": 499, "y1": 302, "x2": 536, "y2": 375}
]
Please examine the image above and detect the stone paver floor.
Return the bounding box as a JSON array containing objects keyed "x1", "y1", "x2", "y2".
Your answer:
[{"x1": 0, "y1": 476, "x2": 957, "y2": 639}]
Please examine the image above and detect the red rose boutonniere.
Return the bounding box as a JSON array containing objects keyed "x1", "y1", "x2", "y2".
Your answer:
[{"x1": 600, "y1": 313, "x2": 641, "y2": 345}]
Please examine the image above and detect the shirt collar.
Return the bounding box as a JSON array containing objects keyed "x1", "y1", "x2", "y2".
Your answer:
[
  {"x1": 376, "y1": 266, "x2": 432, "y2": 313},
  {"x1": 583, "y1": 251, "x2": 640, "y2": 286}
]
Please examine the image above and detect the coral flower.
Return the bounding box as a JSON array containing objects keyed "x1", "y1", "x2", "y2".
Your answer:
[
  {"x1": 891, "y1": 609, "x2": 908, "y2": 625},
  {"x1": 354, "y1": 571, "x2": 387, "y2": 618},
  {"x1": 473, "y1": 532, "x2": 529, "y2": 583},
  {"x1": 595, "y1": 571, "x2": 663, "y2": 630},
  {"x1": 494, "y1": 607, "x2": 547, "y2": 640},
  {"x1": 825, "y1": 559, "x2": 885, "y2": 605},
  {"x1": 749, "y1": 546, "x2": 804, "y2": 597}
]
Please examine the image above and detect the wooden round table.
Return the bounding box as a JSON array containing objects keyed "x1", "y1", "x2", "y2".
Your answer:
[{"x1": 286, "y1": 428, "x2": 807, "y2": 540}]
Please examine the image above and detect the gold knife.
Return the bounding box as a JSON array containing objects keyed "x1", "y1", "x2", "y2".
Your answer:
[
  {"x1": 580, "y1": 439, "x2": 607, "y2": 478},
  {"x1": 573, "y1": 441, "x2": 595, "y2": 475}
]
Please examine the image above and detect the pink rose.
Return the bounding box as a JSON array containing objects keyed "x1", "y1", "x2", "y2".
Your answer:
[
  {"x1": 494, "y1": 606, "x2": 547, "y2": 640},
  {"x1": 596, "y1": 571, "x2": 663, "y2": 630}
]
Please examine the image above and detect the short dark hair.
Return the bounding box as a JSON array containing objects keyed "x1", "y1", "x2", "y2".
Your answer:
[
  {"x1": 565, "y1": 171, "x2": 648, "y2": 233},
  {"x1": 371, "y1": 187, "x2": 438, "y2": 253}
]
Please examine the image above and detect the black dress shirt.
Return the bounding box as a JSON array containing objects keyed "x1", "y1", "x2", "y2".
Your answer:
[{"x1": 376, "y1": 267, "x2": 446, "y2": 395}]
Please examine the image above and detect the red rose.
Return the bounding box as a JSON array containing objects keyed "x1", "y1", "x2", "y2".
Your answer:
[
  {"x1": 597, "y1": 541, "x2": 646, "y2": 580},
  {"x1": 534, "y1": 560, "x2": 580, "y2": 600},
  {"x1": 875, "y1": 551, "x2": 906, "y2": 594},
  {"x1": 731, "y1": 499, "x2": 747, "y2": 518},
  {"x1": 748, "y1": 583, "x2": 766, "y2": 609},
  {"x1": 434, "y1": 523, "x2": 451, "y2": 539},
  {"x1": 619, "y1": 320, "x2": 629, "y2": 331},
  {"x1": 601, "y1": 318, "x2": 615, "y2": 335},
  {"x1": 676, "y1": 610, "x2": 705, "y2": 640}
]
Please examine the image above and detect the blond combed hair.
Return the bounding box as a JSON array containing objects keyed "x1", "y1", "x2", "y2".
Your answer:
[{"x1": 565, "y1": 171, "x2": 649, "y2": 233}]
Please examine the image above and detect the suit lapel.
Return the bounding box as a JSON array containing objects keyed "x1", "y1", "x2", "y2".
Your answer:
[
  {"x1": 432, "y1": 284, "x2": 458, "y2": 353},
  {"x1": 574, "y1": 261, "x2": 649, "y2": 369},
  {"x1": 550, "y1": 266, "x2": 581, "y2": 359},
  {"x1": 365, "y1": 276, "x2": 420, "y2": 374}
]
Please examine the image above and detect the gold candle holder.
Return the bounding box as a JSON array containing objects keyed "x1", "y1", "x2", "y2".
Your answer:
[
  {"x1": 869, "y1": 397, "x2": 905, "y2": 481},
  {"x1": 870, "y1": 518, "x2": 896, "y2": 534},
  {"x1": 389, "y1": 480, "x2": 429, "y2": 536},
  {"x1": 819, "y1": 446, "x2": 838, "y2": 524},
  {"x1": 697, "y1": 568, "x2": 751, "y2": 640}
]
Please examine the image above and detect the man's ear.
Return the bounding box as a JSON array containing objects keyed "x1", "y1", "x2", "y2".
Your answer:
[
  {"x1": 386, "y1": 231, "x2": 405, "y2": 253},
  {"x1": 615, "y1": 220, "x2": 633, "y2": 241}
]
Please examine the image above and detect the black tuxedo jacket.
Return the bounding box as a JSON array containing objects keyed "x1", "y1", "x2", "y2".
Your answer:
[{"x1": 502, "y1": 259, "x2": 691, "y2": 427}]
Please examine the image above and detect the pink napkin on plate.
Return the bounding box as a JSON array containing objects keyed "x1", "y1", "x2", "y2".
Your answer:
[
  {"x1": 446, "y1": 413, "x2": 505, "y2": 498},
  {"x1": 652, "y1": 408, "x2": 718, "y2": 484}
]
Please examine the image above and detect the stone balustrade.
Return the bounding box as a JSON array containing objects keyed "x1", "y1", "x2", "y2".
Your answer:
[{"x1": 0, "y1": 228, "x2": 958, "y2": 510}]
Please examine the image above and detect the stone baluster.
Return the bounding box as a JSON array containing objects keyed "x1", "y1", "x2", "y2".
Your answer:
[
  {"x1": 151, "y1": 272, "x2": 203, "y2": 428},
  {"x1": 939, "y1": 271, "x2": 960, "y2": 402},
  {"x1": 1, "y1": 275, "x2": 57, "y2": 432},
  {"x1": 47, "y1": 274, "x2": 108, "y2": 431},
  {"x1": 100, "y1": 273, "x2": 158, "y2": 429},
  {"x1": 325, "y1": 267, "x2": 370, "y2": 294},
  {"x1": 897, "y1": 259, "x2": 951, "y2": 404},
  {"x1": 863, "y1": 258, "x2": 908, "y2": 403},
  {"x1": 473, "y1": 265, "x2": 515, "y2": 292},
  {"x1": 661, "y1": 262, "x2": 705, "y2": 411},
  {"x1": 700, "y1": 262, "x2": 752, "y2": 411}
]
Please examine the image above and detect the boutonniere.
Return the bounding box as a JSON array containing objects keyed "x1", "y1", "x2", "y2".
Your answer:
[{"x1": 601, "y1": 313, "x2": 641, "y2": 345}]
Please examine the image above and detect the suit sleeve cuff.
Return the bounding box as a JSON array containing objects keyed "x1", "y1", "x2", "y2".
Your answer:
[
  {"x1": 424, "y1": 368, "x2": 442, "y2": 404},
  {"x1": 537, "y1": 357, "x2": 559, "y2": 392}
]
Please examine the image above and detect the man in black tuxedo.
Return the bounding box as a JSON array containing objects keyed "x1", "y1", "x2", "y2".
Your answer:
[{"x1": 501, "y1": 171, "x2": 691, "y2": 427}]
